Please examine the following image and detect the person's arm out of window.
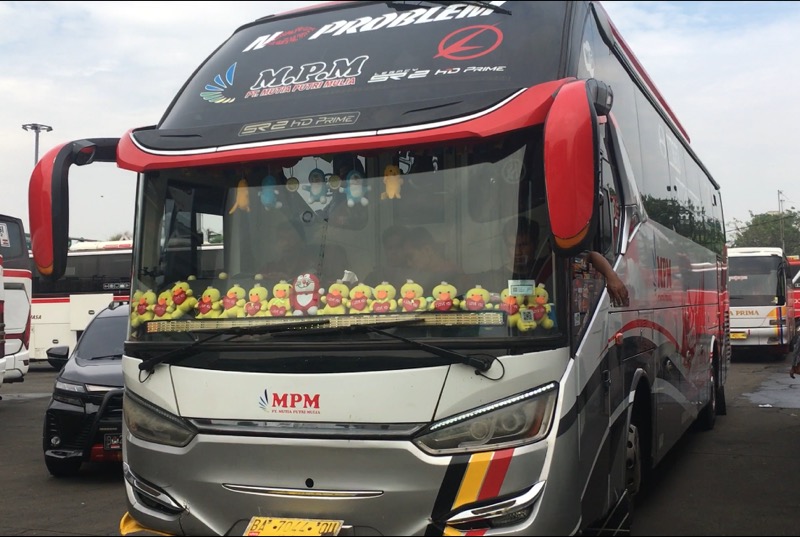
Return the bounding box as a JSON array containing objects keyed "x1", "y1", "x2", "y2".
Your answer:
[{"x1": 587, "y1": 251, "x2": 628, "y2": 306}]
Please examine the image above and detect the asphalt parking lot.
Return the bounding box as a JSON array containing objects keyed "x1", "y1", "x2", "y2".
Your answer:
[{"x1": 2, "y1": 355, "x2": 799, "y2": 536}]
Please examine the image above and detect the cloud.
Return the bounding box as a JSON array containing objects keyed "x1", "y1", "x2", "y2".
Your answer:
[
  {"x1": 6, "y1": 1, "x2": 799, "y2": 241},
  {"x1": 0, "y1": 1, "x2": 321, "y2": 239}
]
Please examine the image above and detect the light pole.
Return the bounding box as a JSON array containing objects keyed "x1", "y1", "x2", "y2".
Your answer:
[
  {"x1": 779, "y1": 189, "x2": 786, "y2": 251},
  {"x1": 21, "y1": 123, "x2": 53, "y2": 165}
]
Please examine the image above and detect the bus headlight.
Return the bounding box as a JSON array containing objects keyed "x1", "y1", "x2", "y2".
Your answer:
[
  {"x1": 413, "y1": 383, "x2": 558, "y2": 455},
  {"x1": 123, "y1": 391, "x2": 197, "y2": 448}
]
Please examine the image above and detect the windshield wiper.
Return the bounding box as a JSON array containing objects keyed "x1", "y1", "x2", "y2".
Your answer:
[
  {"x1": 274, "y1": 317, "x2": 494, "y2": 372},
  {"x1": 386, "y1": 1, "x2": 511, "y2": 15},
  {"x1": 90, "y1": 353, "x2": 123, "y2": 360},
  {"x1": 138, "y1": 319, "x2": 330, "y2": 373}
]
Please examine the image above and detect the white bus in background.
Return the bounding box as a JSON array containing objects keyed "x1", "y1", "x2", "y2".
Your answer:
[
  {"x1": 0, "y1": 214, "x2": 32, "y2": 391},
  {"x1": 29, "y1": 240, "x2": 132, "y2": 367},
  {"x1": 29, "y1": 240, "x2": 224, "y2": 366},
  {"x1": 727, "y1": 246, "x2": 796, "y2": 358}
]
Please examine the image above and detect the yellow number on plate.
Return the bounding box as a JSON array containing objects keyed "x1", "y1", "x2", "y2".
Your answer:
[{"x1": 244, "y1": 517, "x2": 342, "y2": 536}]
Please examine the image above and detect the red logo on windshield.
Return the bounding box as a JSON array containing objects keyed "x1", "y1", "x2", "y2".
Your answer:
[{"x1": 436, "y1": 25, "x2": 503, "y2": 61}]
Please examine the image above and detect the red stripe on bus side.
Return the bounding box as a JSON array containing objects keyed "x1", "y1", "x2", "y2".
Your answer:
[
  {"x1": 33, "y1": 296, "x2": 129, "y2": 304},
  {"x1": 4, "y1": 269, "x2": 32, "y2": 279}
]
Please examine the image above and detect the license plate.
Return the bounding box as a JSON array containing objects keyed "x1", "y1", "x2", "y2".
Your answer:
[
  {"x1": 243, "y1": 517, "x2": 342, "y2": 536},
  {"x1": 104, "y1": 434, "x2": 122, "y2": 450},
  {"x1": 730, "y1": 332, "x2": 747, "y2": 340}
]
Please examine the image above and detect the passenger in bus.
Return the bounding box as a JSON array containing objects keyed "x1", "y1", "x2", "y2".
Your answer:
[
  {"x1": 259, "y1": 222, "x2": 312, "y2": 282},
  {"x1": 364, "y1": 224, "x2": 413, "y2": 288},
  {"x1": 403, "y1": 227, "x2": 466, "y2": 292}
]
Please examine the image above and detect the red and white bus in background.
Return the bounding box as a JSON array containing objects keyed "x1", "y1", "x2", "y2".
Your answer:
[
  {"x1": 0, "y1": 213, "x2": 32, "y2": 392},
  {"x1": 29, "y1": 240, "x2": 132, "y2": 366},
  {"x1": 728, "y1": 247, "x2": 796, "y2": 358},
  {"x1": 787, "y1": 255, "x2": 800, "y2": 328},
  {"x1": 29, "y1": 2, "x2": 730, "y2": 535}
]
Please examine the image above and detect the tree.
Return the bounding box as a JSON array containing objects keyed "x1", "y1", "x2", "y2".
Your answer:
[{"x1": 729, "y1": 210, "x2": 800, "y2": 255}]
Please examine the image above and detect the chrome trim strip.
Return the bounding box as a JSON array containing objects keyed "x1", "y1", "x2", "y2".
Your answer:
[
  {"x1": 123, "y1": 462, "x2": 184, "y2": 512},
  {"x1": 222, "y1": 484, "x2": 383, "y2": 499},
  {"x1": 446, "y1": 481, "x2": 545, "y2": 524},
  {"x1": 188, "y1": 418, "x2": 425, "y2": 438},
  {"x1": 129, "y1": 89, "x2": 527, "y2": 157}
]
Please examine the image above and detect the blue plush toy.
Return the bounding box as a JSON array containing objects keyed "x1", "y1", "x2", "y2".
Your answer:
[
  {"x1": 343, "y1": 170, "x2": 370, "y2": 207},
  {"x1": 260, "y1": 174, "x2": 283, "y2": 210}
]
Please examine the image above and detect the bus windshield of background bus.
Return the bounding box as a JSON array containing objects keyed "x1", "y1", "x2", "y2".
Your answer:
[
  {"x1": 131, "y1": 129, "x2": 563, "y2": 341},
  {"x1": 728, "y1": 256, "x2": 782, "y2": 306}
]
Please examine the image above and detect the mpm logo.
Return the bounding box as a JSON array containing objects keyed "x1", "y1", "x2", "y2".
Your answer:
[{"x1": 259, "y1": 389, "x2": 321, "y2": 413}]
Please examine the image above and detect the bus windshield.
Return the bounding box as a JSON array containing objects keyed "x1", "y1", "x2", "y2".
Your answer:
[
  {"x1": 728, "y1": 255, "x2": 781, "y2": 306},
  {"x1": 153, "y1": 2, "x2": 565, "y2": 143},
  {"x1": 131, "y1": 128, "x2": 562, "y2": 343}
]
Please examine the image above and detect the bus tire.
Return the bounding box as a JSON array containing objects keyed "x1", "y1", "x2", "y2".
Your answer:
[
  {"x1": 716, "y1": 384, "x2": 727, "y2": 416},
  {"x1": 45, "y1": 455, "x2": 81, "y2": 478},
  {"x1": 697, "y1": 366, "x2": 717, "y2": 431}
]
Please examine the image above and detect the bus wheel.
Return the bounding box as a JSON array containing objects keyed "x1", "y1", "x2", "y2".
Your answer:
[
  {"x1": 45, "y1": 455, "x2": 81, "y2": 478},
  {"x1": 626, "y1": 421, "x2": 642, "y2": 497},
  {"x1": 697, "y1": 368, "x2": 717, "y2": 431}
]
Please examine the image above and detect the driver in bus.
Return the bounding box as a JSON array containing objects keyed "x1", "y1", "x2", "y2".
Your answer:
[{"x1": 472, "y1": 216, "x2": 628, "y2": 306}]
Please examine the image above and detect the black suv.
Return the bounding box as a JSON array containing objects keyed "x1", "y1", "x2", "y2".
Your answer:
[{"x1": 42, "y1": 302, "x2": 128, "y2": 477}]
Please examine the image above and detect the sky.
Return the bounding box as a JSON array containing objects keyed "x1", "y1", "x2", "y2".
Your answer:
[{"x1": 2, "y1": 1, "x2": 798, "y2": 241}]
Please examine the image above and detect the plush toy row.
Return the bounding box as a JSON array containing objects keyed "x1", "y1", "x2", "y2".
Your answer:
[{"x1": 130, "y1": 274, "x2": 554, "y2": 331}]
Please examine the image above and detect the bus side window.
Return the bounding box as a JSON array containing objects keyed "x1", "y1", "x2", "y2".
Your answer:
[{"x1": 597, "y1": 125, "x2": 622, "y2": 261}]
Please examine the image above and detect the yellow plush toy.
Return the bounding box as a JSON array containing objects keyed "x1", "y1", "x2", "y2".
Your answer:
[
  {"x1": 319, "y1": 280, "x2": 350, "y2": 315},
  {"x1": 428, "y1": 281, "x2": 460, "y2": 312},
  {"x1": 170, "y1": 279, "x2": 198, "y2": 319},
  {"x1": 371, "y1": 281, "x2": 398, "y2": 313},
  {"x1": 221, "y1": 283, "x2": 247, "y2": 318},
  {"x1": 381, "y1": 164, "x2": 403, "y2": 200},
  {"x1": 529, "y1": 283, "x2": 554, "y2": 330},
  {"x1": 399, "y1": 279, "x2": 426, "y2": 313},
  {"x1": 195, "y1": 286, "x2": 223, "y2": 319},
  {"x1": 131, "y1": 289, "x2": 157, "y2": 327},
  {"x1": 151, "y1": 289, "x2": 175, "y2": 320},
  {"x1": 346, "y1": 283, "x2": 373, "y2": 314},
  {"x1": 267, "y1": 280, "x2": 293, "y2": 317},
  {"x1": 228, "y1": 177, "x2": 251, "y2": 214},
  {"x1": 461, "y1": 285, "x2": 493, "y2": 311},
  {"x1": 130, "y1": 289, "x2": 144, "y2": 316},
  {"x1": 498, "y1": 288, "x2": 537, "y2": 332},
  {"x1": 244, "y1": 283, "x2": 269, "y2": 317}
]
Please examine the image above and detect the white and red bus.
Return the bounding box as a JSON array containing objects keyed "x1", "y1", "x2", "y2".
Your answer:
[
  {"x1": 728, "y1": 247, "x2": 796, "y2": 358},
  {"x1": 787, "y1": 254, "x2": 800, "y2": 328},
  {"x1": 30, "y1": 240, "x2": 223, "y2": 367},
  {"x1": 29, "y1": 240, "x2": 132, "y2": 366},
  {"x1": 28, "y1": 2, "x2": 729, "y2": 535},
  {"x1": 0, "y1": 213, "x2": 32, "y2": 391}
]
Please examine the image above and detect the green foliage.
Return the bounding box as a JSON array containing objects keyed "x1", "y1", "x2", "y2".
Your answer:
[{"x1": 729, "y1": 210, "x2": 800, "y2": 255}]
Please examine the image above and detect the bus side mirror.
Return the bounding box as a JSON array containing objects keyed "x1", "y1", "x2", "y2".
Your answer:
[
  {"x1": 28, "y1": 138, "x2": 119, "y2": 280},
  {"x1": 543, "y1": 79, "x2": 611, "y2": 256}
]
